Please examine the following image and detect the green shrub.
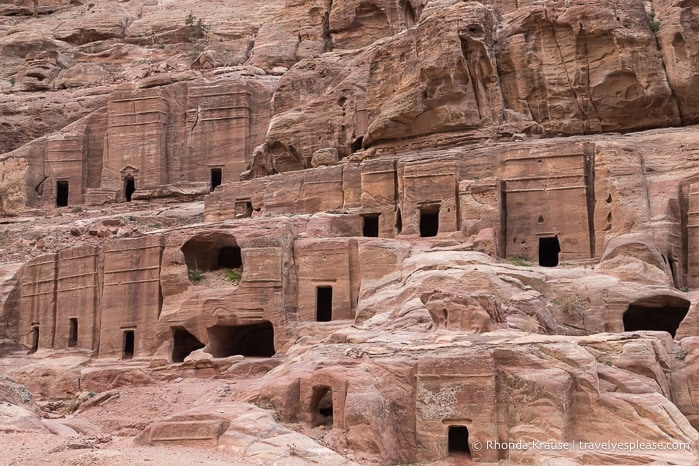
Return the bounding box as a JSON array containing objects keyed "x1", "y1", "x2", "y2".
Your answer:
[
  {"x1": 509, "y1": 256, "x2": 531, "y2": 267},
  {"x1": 224, "y1": 268, "x2": 242, "y2": 283},
  {"x1": 185, "y1": 13, "x2": 209, "y2": 42},
  {"x1": 188, "y1": 268, "x2": 203, "y2": 283},
  {"x1": 649, "y1": 10, "x2": 661, "y2": 32}
]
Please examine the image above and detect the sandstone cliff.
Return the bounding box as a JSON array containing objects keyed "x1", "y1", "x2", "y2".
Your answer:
[{"x1": 3, "y1": 0, "x2": 699, "y2": 465}]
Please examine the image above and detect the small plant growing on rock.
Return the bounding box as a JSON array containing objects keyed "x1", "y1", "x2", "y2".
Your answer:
[
  {"x1": 556, "y1": 294, "x2": 585, "y2": 317},
  {"x1": 185, "y1": 13, "x2": 210, "y2": 42},
  {"x1": 676, "y1": 347, "x2": 688, "y2": 360},
  {"x1": 188, "y1": 268, "x2": 203, "y2": 283},
  {"x1": 553, "y1": 294, "x2": 589, "y2": 333},
  {"x1": 509, "y1": 256, "x2": 531, "y2": 267},
  {"x1": 521, "y1": 315, "x2": 540, "y2": 333},
  {"x1": 649, "y1": 9, "x2": 661, "y2": 33},
  {"x1": 223, "y1": 268, "x2": 242, "y2": 284}
]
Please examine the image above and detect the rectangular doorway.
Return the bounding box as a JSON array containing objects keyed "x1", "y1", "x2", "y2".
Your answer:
[
  {"x1": 68, "y1": 318, "x2": 78, "y2": 347},
  {"x1": 211, "y1": 168, "x2": 222, "y2": 191},
  {"x1": 419, "y1": 206, "x2": 439, "y2": 237},
  {"x1": 122, "y1": 330, "x2": 135, "y2": 359},
  {"x1": 538, "y1": 236, "x2": 561, "y2": 267},
  {"x1": 56, "y1": 181, "x2": 69, "y2": 207},
  {"x1": 316, "y1": 286, "x2": 333, "y2": 322},
  {"x1": 31, "y1": 326, "x2": 39, "y2": 353},
  {"x1": 362, "y1": 214, "x2": 380, "y2": 237}
]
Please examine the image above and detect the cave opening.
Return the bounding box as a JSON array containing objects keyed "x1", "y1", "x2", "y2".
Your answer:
[
  {"x1": 448, "y1": 426, "x2": 471, "y2": 456},
  {"x1": 211, "y1": 168, "x2": 222, "y2": 191},
  {"x1": 235, "y1": 200, "x2": 253, "y2": 218},
  {"x1": 56, "y1": 181, "x2": 69, "y2": 207},
  {"x1": 171, "y1": 327, "x2": 205, "y2": 362},
  {"x1": 30, "y1": 326, "x2": 39, "y2": 354},
  {"x1": 122, "y1": 330, "x2": 134, "y2": 360},
  {"x1": 218, "y1": 246, "x2": 242, "y2": 269},
  {"x1": 124, "y1": 175, "x2": 135, "y2": 202},
  {"x1": 363, "y1": 214, "x2": 380, "y2": 237},
  {"x1": 623, "y1": 295, "x2": 690, "y2": 337},
  {"x1": 68, "y1": 318, "x2": 78, "y2": 348},
  {"x1": 419, "y1": 205, "x2": 440, "y2": 237},
  {"x1": 310, "y1": 386, "x2": 334, "y2": 427},
  {"x1": 182, "y1": 234, "x2": 242, "y2": 274},
  {"x1": 538, "y1": 236, "x2": 561, "y2": 267},
  {"x1": 402, "y1": 0, "x2": 416, "y2": 25},
  {"x1": 205, "y1": 321, "x2": 275, "y2": 358},
  {"x1": 351, "y1": 136, "x2": 364, "y2": 153},
  {"x1": 317, "y1": 286, "x2": 333, "y2": 322}
]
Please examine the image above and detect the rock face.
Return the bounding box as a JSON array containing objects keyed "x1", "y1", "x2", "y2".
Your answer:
[
  {"x1": 135, "y1": 402, "x2": 355, "y2": 464},
  {"x1": 4, "y1": 0, "x2": 699, "y2": 464}
]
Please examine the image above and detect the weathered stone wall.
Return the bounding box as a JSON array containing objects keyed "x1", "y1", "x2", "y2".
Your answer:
[
  {"x1": 19, "y1": 254, "x2": 57, "y2": 350},
  {"x1": 295, "y1": 238, "x2": 360, "y2": 321},
  {"x1": 184, "y1": 81, "x2": 251, "y2": 185},
  {"x1": 416, "y1": 353, "x2": 498, "y2": 462},
  {"x1": 102, "y1": 88, "x2": 168, "y2": 196},
  {"x1": 45, "y1": 132, "x2": 86, "y2": 206},
  {"x1": 54, "y1": 246, "x2": 99, "y2": 351},
  {"x1": 502, "y1": 144, "x2": 595, "y2": 262},
  {"x1": 397, "y1": 158, "x2": 460, "y2": 236},
  {"x1": 99, "y1": 235, "x2": 164, "y2": 358}
]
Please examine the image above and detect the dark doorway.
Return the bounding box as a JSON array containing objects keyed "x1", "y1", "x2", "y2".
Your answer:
[
  {"x1": 395, "y1": 209, "x2": 403, "y2": 234},
  {"x1": 211, "y1": 168, "x2": 222, "y2": 191},
  {"x1": 363, "y1": 214, "x2": 380, "y2": 237},
  {"x1": 420, "y1": 206, "x2": 439, "y2": 237},
  {"x1": 171, "y1": 327, "x2": 205, "y2": 362},
  {"x1": 235, "y1": 201, "x2": 253, "y2": 218},
  {"x1": 30, "y1": 326, "x2": 39, "y2": 354},
  {"x1": 182, "y1": 233, "x2": 239, "y2": 272},
  {"x1": 317, "y1": 286, "x2": 333, "y2": 322},
  {"x1": 218, "y1": 246, "x2": 242, "y2": 269},
  {"x1": 310, "y1": 386, "x2": 334, "y2": 427},
  {"x1": 623, "y1": 295, "x2": 691, "y2": 337},
  {"x1": 122, "y1": 330, "x2": 135, "y2": 359},
  {"x1": 68, "y1": 318, "x2": 78, "y2": 348},
  {"x1": 350, "y1": 136, "x2": 364, "y2": 153},
  {"x1": 56, "y1": 181, "x2": 69, "y2": 207},
  {"x1": 124, "y1": 175, "x2": 135, "y2": 202},
  {"x1": 539, "y1": 236, "x2": 561, "y2": 267},
  {"x1": 448, "y1": 426, "x2": 470, "y2": 455},
  {"x1": 206, "y1": 321, "x2": 275, "y2": 358}
]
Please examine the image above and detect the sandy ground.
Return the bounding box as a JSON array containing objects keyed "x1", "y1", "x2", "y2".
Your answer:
[{"x1": 0, "y1": 378, "x2": 264, "y2": 465}]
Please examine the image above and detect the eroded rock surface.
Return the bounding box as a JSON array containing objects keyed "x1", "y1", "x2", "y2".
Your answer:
[{"x1": 4, "y1": 0, "x2": 699, "y2": 464}]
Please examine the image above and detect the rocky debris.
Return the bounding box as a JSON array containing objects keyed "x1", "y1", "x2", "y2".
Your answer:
[
  {"x1": 135, "y1": 402, "x2": 357, "y2": 465},
  {"x1": 311, "y1": 148, "x2": 340, "y2": 168}
]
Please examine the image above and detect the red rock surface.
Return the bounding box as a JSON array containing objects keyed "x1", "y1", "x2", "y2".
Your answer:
[{"x1": 3, "y1": 0, "x2": 699, "y2": 464}]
